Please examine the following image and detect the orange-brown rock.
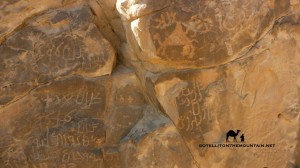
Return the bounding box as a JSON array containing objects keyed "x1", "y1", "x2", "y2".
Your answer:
[
  {"x1": 0, "y1": 6, "x2": 116, "y2": 106},
  {"x1": 148, "y1": 18, "x2": 300, "y2": 167},
  {"x1": 1, "y1": 0, "x2": 300, "y2": 168},
  {"x1": 117, "y1": 0, "x2": 277, "y2": 70}
]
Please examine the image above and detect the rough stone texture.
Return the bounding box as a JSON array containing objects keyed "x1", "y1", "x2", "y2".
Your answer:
[
  {"x1": 144, "y1": 12, "x2": 300, "y2": 168},
  {"x1": 119, "y1": 112, "x2": 198, "y2": 168},
  {"x1": 1, "y1": 0, "x2": 300, "y2": 168},
  {"x1": 0, "y1": 0, "x2": 88, "y2": 44},
  {"x1": 0, "y1": 76, "x2": 109, "y2": 167},
  {"x1": 117, "y1": 0, "x2": 280, "y2": 70},
  {"x1": 89, "y1": 0, "x2": 125, "y2": 49},
  {"x1": 0, "y1": 6, "x2": 116, "y2": 107},
  {"x1": 0, "y1": 67, "x2": 175, "y2": 168}
]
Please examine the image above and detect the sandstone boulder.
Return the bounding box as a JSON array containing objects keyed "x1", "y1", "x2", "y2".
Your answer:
[
  {"x1": 1, "y1": 0, "x2": 300, "y2": 167},
  {"x1": 0, "y1": 6, "x2": 116, "y2": 106},
  {"x1": 0, "y1": 66, "x2": 172, "y2": 168},
  {"x1": 117, "y1": 0, "x2": 280, "y2": 70},
  {"x1": 148, "y1": 18, "x2": 300, "y2": 167}
]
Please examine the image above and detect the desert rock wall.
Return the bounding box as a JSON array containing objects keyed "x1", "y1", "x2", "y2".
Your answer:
[{"x1": 0, "y1": 0, "x2": 300, "y2": 168}]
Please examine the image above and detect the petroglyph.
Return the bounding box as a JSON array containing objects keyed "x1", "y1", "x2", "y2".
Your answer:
[
  {"x1": 176, "y1": 81, "x2": 212, "y2": 133},
  {"x1": 0, "y1": 7, "x2": 115, "y2": 106},
  {"x1": 120, "y1": 0, "x2": 276, "y2": 69}
]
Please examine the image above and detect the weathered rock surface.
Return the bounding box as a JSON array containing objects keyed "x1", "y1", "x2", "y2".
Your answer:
[
  {"x1": 0, "y1": 0, "x2": 87, "y2": 44},
  {"x1": 148, "y1": 17, "x2": 300, "y2": 167},
  {"x1": 0, "y1": 76, "x2": 108, "y2": 167},
  {"x1": 117, "y1": 0, "x2": 277, "y2": 70},
  {"x1": 0, "y1": 67, "x2": 182, "y2": 168},
  {"x1": 1, "y1": 0, "x2": 300, "y2": 168},
  {"x1": 119, "y1": 110, "x2": 198, "y2": 168},
  {"x1": 0, "y1": 6, "x2": 116, "y2": 107}
]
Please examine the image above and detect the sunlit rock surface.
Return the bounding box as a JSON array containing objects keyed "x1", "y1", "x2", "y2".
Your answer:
[{"x1": 1, "y1": 0, "x2": 300, "y2": 168}]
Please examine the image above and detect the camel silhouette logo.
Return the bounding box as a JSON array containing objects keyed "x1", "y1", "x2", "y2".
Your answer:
[{"x1": 226, "y1": 129, "x2": 245, "y2": 142}]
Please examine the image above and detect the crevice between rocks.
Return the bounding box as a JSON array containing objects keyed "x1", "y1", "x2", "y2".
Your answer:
[{"x1": 88, "y1": 1, "x2": 122, "y2": 50}]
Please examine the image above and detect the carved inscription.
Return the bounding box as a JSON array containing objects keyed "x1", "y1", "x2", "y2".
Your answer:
[
  {"x1": 105, "y1": 85, "x2": 145, "y2": 144},
  {"x1": 33, "y1": 33, "x2": 108, "y2": 78},
  {"x1": 153, "y1": 12, "x2": 177, "y2": 30},
  {"x1": 0, "y1": 7, "x2": 114, "y2": 106},
  {"x1": 0, "y1": 78, "x2": 108, "y2": 168},
  {"x1": 115, "y1": 85, "x2": 145, "y2": 106},
  {"x1": 148, "y1": 0, "x2": 273, "y2": 66},
  {"x1": 176, "y1": 82, "x2": 212, "y2": 134}
]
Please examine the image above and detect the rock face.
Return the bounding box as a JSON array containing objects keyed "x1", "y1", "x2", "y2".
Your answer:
[
  {"x1": 0, "y1": 6, "x2": 116, "y2": 107},
  {"x1": 117, "y1": 0, "x2": 292, "y2": 70},
  {"x1": 1, "y1": 0, "x2": 300, "y2": 168},
  {"x1": 150, "y1": 22, "x2": 300, "y2": 166}
]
